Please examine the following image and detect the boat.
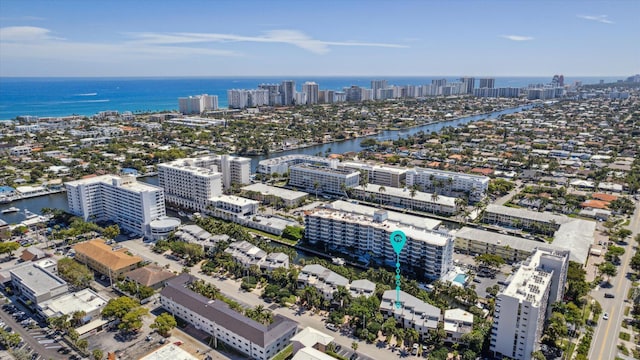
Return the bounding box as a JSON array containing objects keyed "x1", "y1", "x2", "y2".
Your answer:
[
  {"x1": 23, "y1": 209, "x2": 38, "y2": 219},
  {"x1": 1, "y1": 207, "x2": 19, "y2": 214},
  {"x1": 332, "y1": 257, "x2": 346, "y2": 266}
]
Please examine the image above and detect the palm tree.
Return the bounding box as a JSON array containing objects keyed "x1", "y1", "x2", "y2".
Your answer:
[
  {"x1": 430, "y1": 192, "x2": 439, "y2": 211},
  {"x1": 340, "y1": 182, "x2": 350, "y2": 199},
  {"x1": 409, "y1": 185, "x2": 418, "y2": 211},
  {"x1": 333, "y1": 285, "x2": 353, "y2": 308},
  {"x1": 313, "y1": 181, "x2": 321, "y2": 200},
  {"x1": 378, "y1": 186, "x2": 386, "y2": 207}
]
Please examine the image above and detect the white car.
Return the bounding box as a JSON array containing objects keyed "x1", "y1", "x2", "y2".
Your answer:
[{"x1": 603, "y1": 313, "x2": 609, "y2": 320}]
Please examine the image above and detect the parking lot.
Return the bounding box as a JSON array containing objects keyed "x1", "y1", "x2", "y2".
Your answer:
[{"x1": 453, "y1": 252, "x2": 512, "y2": 299}]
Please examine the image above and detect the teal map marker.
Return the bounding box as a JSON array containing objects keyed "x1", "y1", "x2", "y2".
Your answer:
[{"x1": 390, "y1": 230, "x2": 407, "y2": 309}]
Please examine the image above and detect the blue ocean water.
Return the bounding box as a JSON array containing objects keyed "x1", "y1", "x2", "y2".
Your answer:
[{"x1": 0, "y1": 76, "x2": 621, "y2": 120}]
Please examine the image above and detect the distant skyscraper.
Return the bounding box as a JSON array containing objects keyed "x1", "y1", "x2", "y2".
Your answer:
[
  {"x1": 280, "y1": 80, "x2": 296, "y2": 105},
  {"x1": 302, "y1": 82, "x2": 319, "y2": 105},
  {"x1": 552, "y1": 74, "x2": 565, "y2": 87},
  {"x1": 371, "y1": 80, "x2": 388, "y2": 100},
  {"x1": 479, "y1": 78, "x2": 495, "y2": 89},
  {"x1": 344, "y1": 86, "x2": 363, "y2": 102},
  {"x1": 258, "y1": 84, "x2": 281, "y2": 106},
  {"x1": 460, "y1": 77, "x2": 475, "y2": 94}
]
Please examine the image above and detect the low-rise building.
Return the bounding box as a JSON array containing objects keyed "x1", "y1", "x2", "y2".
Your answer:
[
  {"x1": 257, "y1": 155, "x2": 338, "y2": 175},
  {"x1": 291, "y1": 326, "x2": 334, "y2": 355},
  {"x1": 405, "y1": 167, "x2": 489, "y2": 202},
  {"x1": 224, "y1": 240, "x2": 289, "y2": 271},
  {"x1": 338, "y1": 162, "x2": 407, "y2": 188},
  {"x1": 124, "y1": 265, "x2": 177, "y2": 290},
  {"x1": 173, "y1": 224, "x2": 228, "y2": 253},
  {"x1": 10, "y1": 259, "x2": 68, "y2": 306},
  {"x1": 73, "y1": 239, "x2": 143, "y2": 278},
  {"x1": 242, "y1": 183, "x2": 308, "y2": 208},
  {"x1": 350, "y1": 184, "x2": 456, "y2": 215},
  {"x1": 443, "y1": 308, "x2": 474, "y2": 344},
  {"x1": 37, "y1": 288, "x2": 109, "y2": 324},
  {"x1": 380, "y1": 290, "x2": 441, "y2": 340},
  {"x1": 297, "y1": 264, "x2": 349, "y2": 301},
  {"x1": 160, "y1": 274, "x2": 298, "y2": 360}
]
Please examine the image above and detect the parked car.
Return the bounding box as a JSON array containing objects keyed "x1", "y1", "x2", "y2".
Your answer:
[
  {"x1": 603, "y1": 313, "x2": 609, "y2": 320},
  {"x1": 325, "y1": 323, "x2": 337, "y2": 331},
  {"x1": 604, "y1": 293, "x2": 615, "y2": 298}
]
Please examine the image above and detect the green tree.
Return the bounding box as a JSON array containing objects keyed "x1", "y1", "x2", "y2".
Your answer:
[
  {"x1": 102, "y1": 224, "x2": 120, "y2": 240},
  {"x1": 102, "y1": 296, "x2": 140, "y2": 320},
  {"x1": 150, "y1": 312, "x2": 177, "y2": 337},
  {"x1": 118, "y1": 307, "x2": 149, "y2": 333},
  {"x1": 282, "y1": 226, "x2": 304, "y2": 241},
  {"x1": 630, "y1": 252, "x2": 640, "y2": 272},
  {"x1": 92, "y1": 349, "x2": 104, "y2": 360},
  {"x1": 475, "y1": 253, "x2": 505, "y2": 268},
  {"x1": 57, "y1": 257, "x2": 94, "y2": 288},
  {"x1": 0, "y1": 241, "x2": 20, "y2": 257},
  {"x1": 351, "y1": 341, "x2": 359, "y2": 352},
  {"x1": 76, "y1": 338, "x2": 89, "y2": 352},
  {"x1": 598, "y1": 262, "x2": 617, "y2": 283}
]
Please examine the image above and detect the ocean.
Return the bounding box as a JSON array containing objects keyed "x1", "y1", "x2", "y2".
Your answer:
[{"x1": 0, "y1": 76, "x2": 621, "y2": 120}]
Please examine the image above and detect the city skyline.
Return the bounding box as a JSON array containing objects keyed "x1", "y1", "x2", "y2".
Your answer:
[{"x1": 1, "y1": 0, "x2": 638, "y2": 77}]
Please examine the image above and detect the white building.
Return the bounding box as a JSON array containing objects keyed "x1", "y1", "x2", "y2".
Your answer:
[
  {"x1": 350, "y1": 184, "x2": 457, "y2": 216},
  {"x1": 158, "y1": 159, "x2": 223, "y2": 212},
  {"x1": 257, "y1": 155, "x2": 338, "y2": 175},
  {"x1": 289, "y1": 165, "x2": 359, "y2": 196},
  {"x1": 10, "y1": 260, "x2": 68, "y2": 306},
  {"x1": 443, "y1": 308, "x2": 474, "y2": 344},
  {"x1": 9, "y1": 145, "x2": 32, "y2": 157},
  {"x1": 224, "y1": 240, "x2": 289, "y2": 271},
  {"x1": 304, "y1": 201, "x2": 453, "y2": 280},
  {"x1": 160, "y1": 274, "x2": 298, "y2": 360},
  {"x1": 380, "y1": 290, "x2": 441, "y2": 340},
  {"x1": 241, "y1": 183, "x2": 308, "y2": 208},
  {"x1": 297, "y1": 264, "x2": 374, "y2": 302},
  {"x1": 37, "y1": 288, "x2": 109, "y2": 325},
  {"x1": 490, "y1": 249, "x2": 568, "y2": 360},
  {"x1": 405, "y1": 168, "x2": 489, "y2": 202},
  {"x1": 302, "y1": 82, "x2": 319, "y2": 105},
  {"x1": 178, "y1": 94, "x2": 218, "y2": 114},
  {"x1": 65, "y1": 175, "x2": 166, "y2": 237},
  {"x1": 337, "y1": 162, "x2": 407, "y2": 188},
  {"x1": 159, "y1": 155, "x2": 250, "y2": 192}
]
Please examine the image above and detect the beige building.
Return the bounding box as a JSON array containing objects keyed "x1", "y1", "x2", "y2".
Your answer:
[{"x1": 74, "y1": 239, "x2": 142, "y2": 278}]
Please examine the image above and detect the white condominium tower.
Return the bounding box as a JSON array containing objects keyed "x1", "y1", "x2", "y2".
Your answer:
[
  {"x1": 490, "y1": 248, "x2": 569, "y2": 360},
  {"x1": 65, "y1": 175, "x2": 166, "y2": 237},
  {"x1": 406, "y1": 167, "x2": 489, "y2": 202},
  {"x1": 302, "y1": 82, "x2": 319, "y2": 105},
  {"x1": 371, "y1": 80, "x2": 388, "y2": 100},
  {"x1": 289, "y1": 164, "x2": 359, "y2": 196},
  {"x1": 178, "y1": 94, "x2": 218, "y2": 114},
  {"x1": 158, "y1": 159, "x2": 223, "y2": 212},
  {"x1": 305, "y1": 201, "x2": 454, "y2": 280}
]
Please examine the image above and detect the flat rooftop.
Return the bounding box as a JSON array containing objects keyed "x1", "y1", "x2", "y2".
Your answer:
[
  {"x1": 358, "y1": 183, "x2": 456, "y2": 207},
  {"x1": 502, "y1": 263, "x2": 552, "y2": 308},
  {"x1": 139, "y1": 344, "x2": 199, "y2": 360},
  {"x1": 65, "y1": 174, "x2": 162, "y2": 193},
  {"x1": 38, "y1": 288, "x2": 108, "y2": 318},
  {"x1": 10, "y1": 262, "x2": 67, "y2": 295},
  {"x1": 242, "y1": 183, "x2": 308, "y2": 200},
  {"x1": 328, "y1": 200, "x2": 442, "y2": 230}
]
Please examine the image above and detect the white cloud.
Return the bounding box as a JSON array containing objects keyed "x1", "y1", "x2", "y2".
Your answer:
[
  {"x1": 577, "y1": 14, "x2": 614, "y2": 24},
  {"x1": 128, "y1": 29, "x2": 408, "y2": 54},
  {"x1": 500, "y1": 35, "x2": 534, "y2": 41},
  {"x1": 0, "y1": 26, "x2": 63, "y2": 42}
]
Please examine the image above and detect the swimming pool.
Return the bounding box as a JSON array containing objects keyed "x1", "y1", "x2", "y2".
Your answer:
[{"x1": 453, "y1": 273, "x2": 468, "y2": 285}]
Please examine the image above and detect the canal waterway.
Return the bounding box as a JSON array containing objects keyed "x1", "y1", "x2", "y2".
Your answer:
[{"x1": 0, "y1": 104, "x2": 532, "y2": 225}]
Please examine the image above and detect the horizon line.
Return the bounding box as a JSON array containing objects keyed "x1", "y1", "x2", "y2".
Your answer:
[{"x1": 0, "y1": 74, "x2": 630, "y2": 79}]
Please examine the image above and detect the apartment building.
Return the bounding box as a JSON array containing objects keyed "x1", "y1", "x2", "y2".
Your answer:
[
  {"x1": 443, "y1": 309, "x2": 474, "y2": 344},
  {"x1": 161, "y1": 155, "x2": 250, "y2": 190},
  {"x1": 178, "y1": 94, "x2": 218, "y2": 114},
  {"x1": 224, "y1": 240, "x2": 289, "y2": 272},
  {"x1": 241, "y1": 183, "x2": 307, "y2": 208},
  {"x1": 297, "y1": 264, "x2": 375, "y2": 301},
  {"x1": 380, "y1": 290, "x2": 441, "y2": 341},
  {"x1": 304, "y1": 201, "x2": 453, "y2": 280},
  {"x1": 257, "y1": 155, "x2": 338, "y2": 175},
  {"x1": 160, "y1": 274, "x2": 298, "y2": 360},
  {"x1": 490, "y1": 248, "x2": 568, "y2": 360},
  {"x1": 289, "y1": 164, "x2": 359, "y2": 196},
  {"x1": 405, "y1": 168, "x2": 489, "y2": 202},
  {"x1": 65, "y1": 175, "x2": 166, "y2": 237},
  {"x1": 482, "y1": 205, "x2": 593, "y2": 263},
  {"x1": 350, "y1": 184, "x2": 457, "y2": 216},
  {"x1": 337, "y1": 162, "x2": 406, "y2": 188},
  {"x1": 73, "y1": 239, "x2": 143, "y2": 278},
  {"x1": 158, "y1": 159, "x2": 223, "y2": 212}
]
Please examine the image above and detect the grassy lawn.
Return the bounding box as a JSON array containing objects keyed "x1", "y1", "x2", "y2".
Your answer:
[
  {"x1": 564, "y1": 339, "x2": 576, "y2": 360},
  {"x1": 247, "y1": 228, "x2": 298, "y2": 246},
  {"x1": 272, "y1": 344, "x2": 293, "y2": 360},
  {"x1": 582, "y1": 302, "x2": 592, "y2": 323},
  {"x1": 619, "y1": 332, "x2": 631, "y2": 341}
]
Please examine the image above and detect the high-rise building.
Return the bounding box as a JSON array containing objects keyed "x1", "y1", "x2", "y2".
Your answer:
[
  {"x1": 344, "y1": 86, "x2": 363, "y2": 102},
  {"x1": 289, "y1": 164, "x2": 359, "y2": 195},
  {"x1": 405, "y1": 168, "x2": 489, "y2": 202},
  {"x1": 158, "y1": 159, "x2": 223, "y2": 212},
  {"x1": 460, "y1": 77, "x2": 475, "y2": 94},
  {"x1": 178, "y1": 94, "x2": 219, "y2": 114},
  {"x1": 490, "y1": 249, "x2": 569, "y2": 360},
  {"x1": 302, "y1": 82, "x2": 319, "y2": 105},
  {"x1": 280, "y1": 80, "x2": 296, "y2": 106},
  {"x1": 258, "y1": 83, "x2": 281, "y2": 106},
  {"x1": 371, "y1": 80, "x2": 388, "y2": 100},
  {"x1": 227, "y1": 89, "x2": 249, "y2": 109},
  {"x1": 305, "y1": 201, "x2": 454, "y2": 280},
  {"x1": 65, "y1": 175, "x2": 166, "y2": 237},
  {"x1": 432, "y1": 78, "x2": 447, "y2": 87},
  {"x1": 479, "y1": 78, "x2": 496, "y2": 89}
]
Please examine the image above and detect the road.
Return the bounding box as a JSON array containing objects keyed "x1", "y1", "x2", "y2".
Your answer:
[
  {"x1": 122, "y1": 239, "x2": 393, "y2": 360},
  {"x1": 0, "y1": 304, "x2": 60, "y2": 359},
  {"x1": 589, "y1": 199, "x2": 640, "y2": 360}
]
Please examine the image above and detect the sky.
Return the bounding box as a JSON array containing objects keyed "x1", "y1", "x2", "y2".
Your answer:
[{"x1": 0, "y1": 0, "x2": 638, "y2": 77}]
